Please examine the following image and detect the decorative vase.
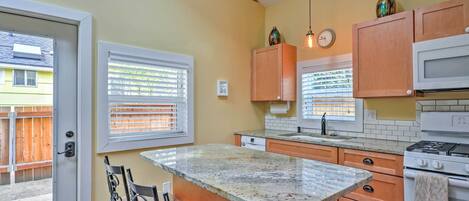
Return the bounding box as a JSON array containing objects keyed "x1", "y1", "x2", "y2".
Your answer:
[
  {"x1": 376, "y1": 0, "x2": 397, "y2": 18},
  {"x1": 269, "y1": 26, "x2": 281, "y2": 46}
]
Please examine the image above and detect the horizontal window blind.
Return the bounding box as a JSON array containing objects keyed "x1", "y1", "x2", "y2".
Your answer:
[
  {"x1": 302, "y1": 68, "x2": 355, "y2": 121},
  {"x1": 107, "y1": 52, "x2": 188, "y2": 139}
]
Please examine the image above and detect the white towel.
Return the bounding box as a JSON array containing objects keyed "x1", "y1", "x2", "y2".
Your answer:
[{"x1": 415, "y1": 172, "x2": 448, "y2": 201}]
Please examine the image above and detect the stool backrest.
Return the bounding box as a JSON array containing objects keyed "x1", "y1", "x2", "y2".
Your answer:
[
  {"x1": 126, "y1": 169, "x2": 159, "y2": 201},
  {"x1": 104, "y1": 156, "x2": 130, "y2": 201}
]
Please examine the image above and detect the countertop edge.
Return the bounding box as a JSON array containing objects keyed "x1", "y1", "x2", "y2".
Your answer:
[{"x1": 235, "y1": 130, "x2": 411, "y2": 155}]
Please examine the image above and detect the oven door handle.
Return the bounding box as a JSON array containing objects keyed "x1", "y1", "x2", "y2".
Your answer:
[{"x1": 405, "y1": 170, "x2": 469, "y2": 188}]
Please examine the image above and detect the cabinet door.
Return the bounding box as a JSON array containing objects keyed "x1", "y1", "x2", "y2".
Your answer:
[
  {"x1": 415, "y1": 0, "x2": 469, "y2": 42},
  {"x1": 344, "y1": 172, "x2": 403, "y2": 201},
  {"x1": 266, "y1": 139, "x2": 338, "y2": 164},
  {"x1": 251, "y1": 46, "x2": 282, "y2": 101},
  {"x1": 234, "y1": 135, "x2": 241, "y2": 146},
  {"x1": 353, "y1": 11, "x2": 414, "y2": 98}
]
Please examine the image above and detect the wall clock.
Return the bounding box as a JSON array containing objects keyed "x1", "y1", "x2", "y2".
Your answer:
[{"x1": 317, "y1": 29, "x2": 336, "y2": 48}]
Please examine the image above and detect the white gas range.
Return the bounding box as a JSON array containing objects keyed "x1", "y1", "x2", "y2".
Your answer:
[{"x1": 404, "y1": 112, "x2": 469, "y2": 201}]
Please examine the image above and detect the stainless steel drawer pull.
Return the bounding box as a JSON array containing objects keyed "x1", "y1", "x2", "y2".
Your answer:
[
  {"x1": 363, "y1": 158, "x2": 374, "y2": 165},
  {"x1": 363, "y1": 185, "x2": 374, "y2": 193}
]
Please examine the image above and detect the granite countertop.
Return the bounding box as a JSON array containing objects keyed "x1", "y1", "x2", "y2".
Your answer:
[
  {"x1": 235, "y1": 129, "x2": 413, "y2": 155},
  {"x1": 141, "y1": 144, "x2": 372, "y2": 201}
]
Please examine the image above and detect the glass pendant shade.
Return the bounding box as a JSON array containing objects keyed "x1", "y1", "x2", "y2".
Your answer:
[{"x1": 304, "y1": 30, "x2": 316, "y2": 48}]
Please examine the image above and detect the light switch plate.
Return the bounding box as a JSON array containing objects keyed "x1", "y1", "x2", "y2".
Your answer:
[
  {"x1": 217, "y1": 80, "x2": 228, "y2": 97},
  {"x1": 364, "y1": 109, "x2": 377, "y2": 122}
]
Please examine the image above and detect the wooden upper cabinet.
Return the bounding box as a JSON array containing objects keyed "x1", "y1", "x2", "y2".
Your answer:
[
  {"x1": 415, "y1": 0, "x2": 469, "y2": 42},
  {"x1": 251, "y1": 43, "x2": 297, "y2": 101},
  {"x1": 353, "y1": 11, "x2": 414, "y2": 98}
]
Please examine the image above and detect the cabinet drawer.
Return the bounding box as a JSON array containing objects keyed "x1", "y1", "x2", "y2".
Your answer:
[
  {"x1": 345, "y1": 173, "x2": 403, "y2": 201},
  {"x1": 339, "y1": 148, "x2": 403, "y2": 176},
  {"x1": 266, "y1": 139, "x2": 338, "y2": 164},
  {"x1": 338, "y1": 197, "x2": 355, "y2": 201}
]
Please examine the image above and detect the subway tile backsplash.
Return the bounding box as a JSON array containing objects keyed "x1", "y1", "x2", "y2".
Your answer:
[{"x1": 265, "y1": 99, "x2": 469, "y2": 142}]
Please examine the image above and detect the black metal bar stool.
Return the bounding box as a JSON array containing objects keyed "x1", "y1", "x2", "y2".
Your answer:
[
  {"x1": 126, "y1": 169, "x2": 171, "y2": 201},
  {"x1": 104, "y1": 156, "x2": 131, "y2": 201}
]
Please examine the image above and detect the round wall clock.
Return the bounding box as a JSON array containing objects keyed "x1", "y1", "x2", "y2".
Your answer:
[{"x1": 317, "y1": 29, "x2": 336, "y2": 48}]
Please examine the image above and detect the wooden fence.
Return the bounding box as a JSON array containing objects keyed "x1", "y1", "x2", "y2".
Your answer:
[{"x1": 0, "y1": 106, "x2": 52, "y2": 185}]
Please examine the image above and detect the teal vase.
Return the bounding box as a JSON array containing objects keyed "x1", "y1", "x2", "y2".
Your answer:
[
  {"x1": 269, "y1": 27, "x2": 281, "y2": 46},
  {"x1": 376, "y1": 0, "x2": 397, "y2": 18}
]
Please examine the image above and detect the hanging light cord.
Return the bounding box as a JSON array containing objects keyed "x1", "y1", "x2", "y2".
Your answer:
[{"x1": 308, "y1": 0, "x2": 312, "y2": 30}]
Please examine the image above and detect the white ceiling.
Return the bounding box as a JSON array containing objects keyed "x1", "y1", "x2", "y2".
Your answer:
[{"x1": 257, "y1": 0, "x2": 282, "y2": 7}]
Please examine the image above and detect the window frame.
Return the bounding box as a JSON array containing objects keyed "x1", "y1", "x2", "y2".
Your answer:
[
  {"x1": 0, "y1": 69, "x2": 4, "y2": 84},
  {"x1": 297, "y1": 54, "x2": 363, "y2": 132},
  {"x1": 13, "y1": 69, "x2": 37, "y2": 87},
  {"x1": 97, "y1": 41, "x2": 194, "y2": 153}
]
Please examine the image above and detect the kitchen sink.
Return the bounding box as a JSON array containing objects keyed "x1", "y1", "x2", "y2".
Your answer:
[{"x1": 279, "y1": 133, "x2": 353, "y2": 142}]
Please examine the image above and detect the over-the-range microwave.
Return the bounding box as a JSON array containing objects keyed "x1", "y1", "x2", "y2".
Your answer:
[{"x1": 413, "y1": 34, "x2": 469, "y2": 91}]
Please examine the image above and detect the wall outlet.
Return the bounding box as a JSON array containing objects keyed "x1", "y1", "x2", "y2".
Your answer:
[
  {"x1": 163, "y1": 181, "x2": 172, "y2": 194},
  {"x1": 365, "y1": 109, "x2": 377, "y2": 122}
]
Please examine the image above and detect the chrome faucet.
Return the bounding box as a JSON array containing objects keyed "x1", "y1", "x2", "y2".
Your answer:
[{"x1": 321, "y1": 113, "x2": 327, "y2": 135}]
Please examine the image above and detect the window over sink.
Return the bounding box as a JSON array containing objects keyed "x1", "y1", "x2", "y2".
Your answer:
[
  {"x1": 97, "y1": 41, "x2": 194, "y2": 153},
  {"x1": 297, "y1": 54, "x2": 363, "y2": 132}
]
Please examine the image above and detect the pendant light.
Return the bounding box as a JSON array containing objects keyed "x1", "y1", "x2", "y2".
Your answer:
[{"x1": 304, "y1": 0, "x2": 317, "y2": 48}]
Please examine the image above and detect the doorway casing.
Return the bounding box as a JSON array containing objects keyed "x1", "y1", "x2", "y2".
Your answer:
[{"x1": 0, "y1": 1, "x2": 93, "y2": 201}]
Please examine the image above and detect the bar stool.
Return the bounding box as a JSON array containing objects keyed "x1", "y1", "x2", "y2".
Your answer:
[
  {"x1": 104, "y1": 156, "x2": 131, "y2": 201},
  {"x1": 126, "y1": 169, "x2": 171, "y2": 201}
]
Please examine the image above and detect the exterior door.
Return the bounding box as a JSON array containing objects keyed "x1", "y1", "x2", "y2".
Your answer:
[{"x1": 0, "y1": 11, "x2": 78, "y2": 201}]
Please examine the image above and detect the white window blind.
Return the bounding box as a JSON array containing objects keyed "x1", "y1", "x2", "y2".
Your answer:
[
  {"x1": 107, "y1": 54, "x2": 188, "y2": 139},
  {"x1": 98, "y1": 41, "x2": 194, "y2": 153},
  {"x1": 302, "y1": 68, "x2": 355, "y2": 121},
  {"x1": 298, "y1": 54, "x2": 363, "y2": 132}
]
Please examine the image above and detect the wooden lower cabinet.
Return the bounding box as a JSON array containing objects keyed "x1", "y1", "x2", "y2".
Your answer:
[
  {"x1": 344, "y1": 172, "x2": 403, "y2": 201},
  {"x1": 234, "y1": 134, "x2": 241, "y2": 146},
  {"x1": 339, "y1": 197, "x2": 356, "y2": 201},
  {"x1": 173, "y1": 176, "x2": 228, "y2": 201},
  {"x1": 266, "y1": 139, "x2": 338, "y2": 164}
]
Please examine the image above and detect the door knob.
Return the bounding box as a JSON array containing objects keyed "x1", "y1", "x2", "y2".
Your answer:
[
  {"x1": 65, "y1": 131, "x2": 74, "y2": 138},
  {"x1": 58, "y1": 141, "x2": 75, "y2": 157}
]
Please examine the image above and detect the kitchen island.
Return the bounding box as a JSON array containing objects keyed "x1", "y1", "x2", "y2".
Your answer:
[{"x1": 140, "y1": 144, "x2": 372, "y2": 201}]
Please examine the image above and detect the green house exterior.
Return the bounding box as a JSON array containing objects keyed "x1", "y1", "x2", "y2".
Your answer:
[{"x1": 0, "y1": 68, "x2": 53, "y2": 106}]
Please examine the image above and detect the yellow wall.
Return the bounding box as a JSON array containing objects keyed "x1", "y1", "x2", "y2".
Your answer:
[
  {"x1": 36, "y1": 0, "x2": 266, "y2": 200},
  {"x1": 265, "y1": 0, "x2": 469, "y2": 120}
]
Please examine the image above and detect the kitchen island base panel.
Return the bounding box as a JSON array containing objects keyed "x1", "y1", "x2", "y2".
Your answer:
[{"x1": 174, "y1": 176, "x2": 228, "y2": 201}]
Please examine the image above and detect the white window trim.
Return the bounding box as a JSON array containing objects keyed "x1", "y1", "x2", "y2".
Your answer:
[
  {"x1": 297, "y1": 53, "x2": 363, "y2": 132},
  {"x1": 13, "y1": 69, "x2": 37, "y2": 87},
  {"x1": 0, "y1": 69, "x2": 4, "y2": 84},
  {"x1": 97, "y1": 41, "x2": 195, "y2": 153}
]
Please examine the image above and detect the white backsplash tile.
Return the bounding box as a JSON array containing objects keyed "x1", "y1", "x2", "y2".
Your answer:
[{"x1": 264, "y1": 99, "x2": 469, "y2": 142}]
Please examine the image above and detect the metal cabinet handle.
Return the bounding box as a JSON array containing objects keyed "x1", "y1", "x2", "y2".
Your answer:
[
  {"x1": 465, "y1": 26, "x2": 469, "y2": 33},
  {"x1": 363, "y1": 185, "x2": 374, "y2": 193},
  {"x1": 362, "y1": 158, "x2": 374, "y2": 165}
]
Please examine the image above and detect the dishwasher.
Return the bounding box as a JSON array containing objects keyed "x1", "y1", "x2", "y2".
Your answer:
[{"x1": 240, "y1": 136, "x2": 266, "y2": 151}]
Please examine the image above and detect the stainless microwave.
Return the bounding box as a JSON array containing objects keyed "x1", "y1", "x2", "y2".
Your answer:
[{"x1": 413, "y1": 34, "x2": 469, "y2": 90}]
